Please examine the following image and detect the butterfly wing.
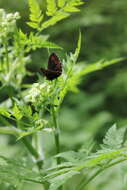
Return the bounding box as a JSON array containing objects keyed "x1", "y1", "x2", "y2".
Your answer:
[
  {"x1": 40, "y1": 69, "x2": 61, "y2": 80},
  {"x1": 40, "y1": 53, "x2": 62, "y2": 80},
  {"x1": 48, "y1": 53, "x2": 62, "y2": 73}
]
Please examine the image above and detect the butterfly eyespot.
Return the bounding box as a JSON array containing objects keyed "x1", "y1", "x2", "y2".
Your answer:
[{"x1": 40, "y1": 53, "x2": 62, "y2": 81}]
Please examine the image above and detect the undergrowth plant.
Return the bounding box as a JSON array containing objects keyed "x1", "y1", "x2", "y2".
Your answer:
[{"x1": 0, "y1": 0, "x2": 127, "y2": 190}]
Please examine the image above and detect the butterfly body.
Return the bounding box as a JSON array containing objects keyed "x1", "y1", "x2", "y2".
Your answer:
[{"x1": 40, "y1": 53, "x2": 62, "y2": 80}]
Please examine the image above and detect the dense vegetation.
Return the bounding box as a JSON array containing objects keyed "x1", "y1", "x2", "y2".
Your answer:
[{"x1": 0, "y1": 0, "x2": 127, "y2": 189}]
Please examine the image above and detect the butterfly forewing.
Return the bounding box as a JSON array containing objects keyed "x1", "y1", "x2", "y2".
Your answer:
[
  {"x1": 40, "y1": 53, "x2": 62, "y2": 80},
  {"x1": 48, "y1": 53, "x2": 62, "y2": 72}
]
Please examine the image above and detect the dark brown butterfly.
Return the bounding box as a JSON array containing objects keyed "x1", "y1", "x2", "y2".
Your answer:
[{"x1": 40, "y1": 53, "x2": 62, "y2": 80}]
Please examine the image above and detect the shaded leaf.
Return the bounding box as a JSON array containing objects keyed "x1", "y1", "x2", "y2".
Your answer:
[
  {"x1": 102, "y1": 124, "x2": 126, "y2": 149},
  {"x1": 49, "y1": 170, "x2": 80, "y2": 190}
]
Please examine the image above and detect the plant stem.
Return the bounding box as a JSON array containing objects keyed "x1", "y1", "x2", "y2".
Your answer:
[
  {"x1": 51, "y1": 106, "x2": 64, "y2": 190},
  {"x1": 22, "y1": 137, "x2": 39, "y2": 159},
  {"x1": 52, "y1": 105, "x2": 61, "y2": 164},
  {"x1": 22, "y1": 137, "x2": 43, "y2": 169},
  {"x1": 4, "y1": 38, "x2": 9, "y2": 72},
  {"x1": 32, "y1": 133, "x2": 45, "y2": 168}
]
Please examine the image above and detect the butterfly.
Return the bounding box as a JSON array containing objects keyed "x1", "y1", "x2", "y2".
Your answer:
[{"x1": 40, "y1": 53, "x2": 62, "y2": 80}]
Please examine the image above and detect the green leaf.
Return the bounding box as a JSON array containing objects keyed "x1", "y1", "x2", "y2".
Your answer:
[
  {"x1": 27, "y1": 22, "x2": 39, "y2": 29},
  {"x1": 0, "y1": 107, "x2": 11, "y2": 118},
  {"x1": 41, "y1": 11, "x2": 70, "y2": 31},
  {"x1": 63, "y1": 6, "x2": 80, "y2": 12},
  {"x1": 28, "y1": 0, "x2": 43, "y2": 29},
  {"x1": 74, "y1": 31, "x2": 81, "y2": 61},
  {"x1": 18, "y1": 29, "x2": 27, "y2": 40},
  {"x1": 48, "y1": 170, "x2": 80, "y2": 190},
  {"x1": 102, "y1": 124, "x2": 126, "y2": 149},
  {"x1": 55, "y1": 151, "x2": 86, "y2": 163},
  {"x1": 12, "y1": 104, "x2": 23, "y2": 120},
  {"x1": 0, "y1": 156, "x2": 42, "y2": 186},
  {"x1": 20, "y1": 105, "x2": 32, "y2": 118},
  {"x1": 63, "y1": 0, "x2": 84, "y2": 13},
  {"x1": 26, "y1": 33, "x2": 62, "y2": 51},
  {"x1": 81, "y1": 58, "x2": 124, "y2": 76},
  {"x1": 54, "y1": 33, "x2": 83, "y2": 107},
  {"x1": 58, "y1": 0, "x2": 66, "y2": 7},
  {"x1": 66, "y1": 0, "x2": 84, "y2": 6},
  {"x1": 37, "y1": 41, "x2": 62, "y2": 49},
  {"x1": 46, "y1": 0, "x2": 57, "y2": 16},
  {"x1": 76, "y1": 148, "x2": 127, "y2": 171}
]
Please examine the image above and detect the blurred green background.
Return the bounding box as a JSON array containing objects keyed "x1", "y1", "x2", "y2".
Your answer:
[{"x1": 0, "y1": 0, "x2": 127, "y2": 189}]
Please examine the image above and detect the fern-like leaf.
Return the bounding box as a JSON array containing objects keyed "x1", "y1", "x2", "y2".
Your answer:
[
  {"x1": 102, "y1": 124, "x2": 126, "y2": 150},
  {"x1": 0, "y1": 156, "x2": 42, "y2": 186},
  {"x1": 26, "y1": 33, "x2": 62, "y2": 51},
  {"x1": 41, "y1": 11, "x2": 70, "y2": 30},
  {"x1": 58, "y1": 0, "x2": 66, "y2": 7},
  {"x1": 27, "y1": 0, "x2": 43, "y2": 29},
  {"x1": 63, "y1": 0, "x2": 84, "y2": 13},
  {"x1": 46, "y1": 0, "x2": 57, "y2": 16}
]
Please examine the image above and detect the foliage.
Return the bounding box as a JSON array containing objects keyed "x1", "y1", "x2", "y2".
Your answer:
[
  {"x1": 0, "y1": 125, "x2": 127, "y2": 190},
  {"x1": 27, "y1": 0, "x2": 84, "y2": 31},
  {"x1": 0, "y1": 0, "x2": 127, "y2": 190}
]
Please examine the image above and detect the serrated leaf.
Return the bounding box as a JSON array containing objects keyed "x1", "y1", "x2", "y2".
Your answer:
[
  {"x1": 0, "y1": 107, "x2": 11, "y2": 118},
  {"x1": 12, "y1": 104, "x2": 23, "y2": 120},
  {"x1": 41, "y1": 11, "x2": 70, "y2": 30},
  {"x1": 33, "y1": 112, "x2": 39, "y2": 120},
  {"x1": 26, "y1": 34, "x2": 62, "y2": 51},
  {"x1": 37, "y1": 41, "x2": 62, "y2": 49},
  {"x1": 77, "y1": 149, "x2": 127, "y2": 170},
  {"x1": 102, "y1": 124, "x2": 126, "y2": 149},
  {"x1": 21, "y1": 105, "x2": 32, "y2": 117},
  {"x1": 28, "y1": 0, "x2": 42, "y2": 21},
  {"x1": 63, "y1": 0, "x2": 84, "y2": 13},
  {"x1": 49, "y1": 170, "x2": 80, "y2": 190},
  {"x1": 55, "y1": 151, "x2": 86, "y2": 163},
  {"x1": 80, "y1": 58, "x2": 124, "y2": 76},
  {"x1": 63, "y1": 6, "x2": 80, "y2": 12},
  {"x1": 18, "y1": 29, "x2": 27, "y2": 40},
  {"x1": 27, "y1": 22, "x2": 39, "y2": 29},
  {"x1": 46, "y1": 0, "x2": 57, "y2": 16},
  {"x1": 30, "y1": 14, "x2": 43, "y2": 23},
  {"x1": 0, "y1": 156, "x2": 41, "y2": 186},
  {"x1": 74, "y1": 31, "x2": 81, "y2": 61},
  {"x1": 28, "y1": 0, "x2": 43, "y2": 29},
  {"x1": 58, "y1": 0, "x2": 66, "y2": 7},
  {"x1": 66, "y1": 0, "x2": 84, "y2": 6}
]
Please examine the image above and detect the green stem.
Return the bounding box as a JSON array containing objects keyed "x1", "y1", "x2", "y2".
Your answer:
[
  {"x1": 51, "y1": 106, "x2": 63, "y2": 190},
  {"x1": 52, "y1": 106, "x2": 61, "y2": 164},
  {"x1": 22, "y1": 137, "x2": 39, "y2": 159},
  {"x1": 4, "y1": 38, "x2": 9, "y2": 72},
  {"x1": 22, "y1": 137, "x2": 43, "y2": 170},
  {"x1": 0, "y1": 126, "x2": 21, "y2": 136},
  {"x1": 32, "y1": 133, "x2": 44, "y2": 169}
]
